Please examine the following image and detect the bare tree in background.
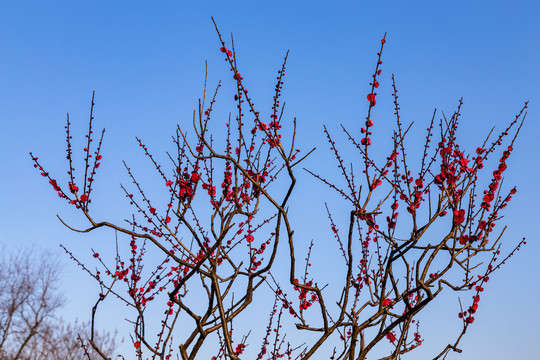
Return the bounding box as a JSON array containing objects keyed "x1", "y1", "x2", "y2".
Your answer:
[
  {"x1": 31, "y1": 21, "x2": 528, "y2": 360},
  {"x1": 0, "y1": 249, "x2": 119, "y2": 360},
  {"x1": 21, "y1": 318, "x2": 119, "y2": 360}
]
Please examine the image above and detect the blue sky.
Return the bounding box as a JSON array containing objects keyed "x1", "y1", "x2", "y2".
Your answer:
[{"x1": 1, "y1": 1, "x2": 539, "y2": 358}]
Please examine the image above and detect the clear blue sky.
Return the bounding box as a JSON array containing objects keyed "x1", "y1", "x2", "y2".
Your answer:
[{"x1": 1, "y1": 1, "x2": 539, "y2": 359}]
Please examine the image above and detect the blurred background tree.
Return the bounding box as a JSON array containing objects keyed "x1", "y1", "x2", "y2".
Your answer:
[{"x1": 0, "y1": 248, "x2": 120, "y2": 360}]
